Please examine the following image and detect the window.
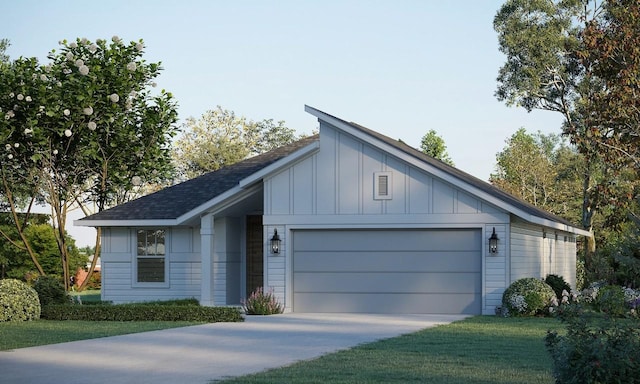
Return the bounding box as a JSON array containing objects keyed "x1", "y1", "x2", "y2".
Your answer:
[
  {"x1": 374, "y1": 171, "x2": 393, "y2": 200},
  {"x1": 136, "y1": 229, "x2": 166, "y2": 283}
]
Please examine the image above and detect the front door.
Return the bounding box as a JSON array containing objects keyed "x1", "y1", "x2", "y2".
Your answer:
[{"x1": 245, "y1": 215, "x2": 264, "y2": 296}]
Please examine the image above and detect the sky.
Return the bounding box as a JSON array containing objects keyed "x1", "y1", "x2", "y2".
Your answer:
[{"x1": 2, "y1": 0, "x2": 565, "y2": 245}]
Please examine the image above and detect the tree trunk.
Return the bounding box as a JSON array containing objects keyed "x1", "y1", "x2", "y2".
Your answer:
[{"x1": 78, "y1": 228, "x2": 101, "y2": 292}]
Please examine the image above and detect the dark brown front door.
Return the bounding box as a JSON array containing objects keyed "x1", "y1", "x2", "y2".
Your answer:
[{"x1": 246, "y1": 215, "x2": 264, "y2": 296}]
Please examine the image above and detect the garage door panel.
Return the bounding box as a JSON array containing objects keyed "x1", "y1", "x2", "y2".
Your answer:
[
  {"x1": 294, "y1": 293, "x2": 481, "y2": 314},
  {"x1": 294, "y1": 229, "x2": 481, "y2": 252},
  {"x1": 294, "y1": 251, "x2": 481, "y2": 273},
  {"x1": 294, "y1": 272, "x2": 481, "y2": 294},
  {"x1": 292, "y1": 229, "x2": 482, "y2": 314}
]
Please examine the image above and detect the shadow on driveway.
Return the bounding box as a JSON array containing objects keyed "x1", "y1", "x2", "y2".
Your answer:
[{"x1": 0, "y1": 313, "x2": 467, "y2": 384}]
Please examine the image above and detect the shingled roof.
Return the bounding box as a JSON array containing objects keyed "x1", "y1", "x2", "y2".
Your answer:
[
  {"x1": 79, "y1": 135, "x2": 319, "y2": 222},
  {"x1": 305, "y1": 106, "x2": 584, "y2": 231},
  {"x1": 80, "y1": 106, "x2": 586, "y2": 235}
]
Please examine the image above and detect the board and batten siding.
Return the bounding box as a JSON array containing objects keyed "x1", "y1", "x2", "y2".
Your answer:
[
  {"x1": 265, "y1": 123, "x2": 503, "y2": 217},
  {"x1": 510, "y1": 220, "x2": 577, "y2": 289},
  {"x1": 100, "y1": 227, "x2": 201, "y2": 303},
  {"x1": 263, "y1": 121, "x2": 510, "y2": 314}
]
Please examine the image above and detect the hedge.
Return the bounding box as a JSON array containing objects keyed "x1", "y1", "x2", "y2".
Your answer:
[{"x1": 41, "y1": 304, "x2": 244, "y2": 322}]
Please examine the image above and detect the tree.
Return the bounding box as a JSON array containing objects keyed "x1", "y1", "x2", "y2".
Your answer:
[
  {"x1": 419, "y1": 130, "x2": 454, "y2": 166},
  {"x1": 490, "y1": 128, "x2": 583, "y2": 224},
  {"x1": 494, "y1": 0, "x2": 640, "y2": 255},
  {"x1": 0, "y1": 213, "x2": 84, "y2": 281},
  {"x1": 1, "y1": 37, "x2": 178, "y2": 289},
  {"x1": 0, "y1": 39, "x2": 9, "y2": 63},
  {"x1": 173, "y1": 106, "x2": 300, "y2": 180},
  {"x1": 578, "y1": 0, "x2": 640, "y2": 170}
]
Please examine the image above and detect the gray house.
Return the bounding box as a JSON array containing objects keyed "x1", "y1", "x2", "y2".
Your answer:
[{"x1": 76, "y1": 106, "x2": 589, "y2": 315}]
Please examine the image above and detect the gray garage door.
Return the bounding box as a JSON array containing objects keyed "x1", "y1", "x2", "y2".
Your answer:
[{"x1": 292, "y1": 229, "x2": 482, "y2": 314}]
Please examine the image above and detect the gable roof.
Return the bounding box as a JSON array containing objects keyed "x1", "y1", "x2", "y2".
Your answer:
[
  {"x1": 78, "y1": 105, "x2": 589, "y2": 237},
  {"x1": 77, "y1": 135, "x2": 319, "y2": 225},
  {"x1": 304, "y1": 106, "x2": 590, "y2": 236}
]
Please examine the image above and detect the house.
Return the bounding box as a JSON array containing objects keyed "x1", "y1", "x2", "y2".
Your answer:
[{"x1": 75, "y1": 106, "x2": 590, "y2": 315}]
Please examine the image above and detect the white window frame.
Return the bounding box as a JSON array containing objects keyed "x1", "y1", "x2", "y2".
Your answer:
[
  {"x1": 374, "y1": 171, "x2": 393, "y2": 200},
  {"x1": 132, "y1": 228, "x2": 170, "y2": 288}
]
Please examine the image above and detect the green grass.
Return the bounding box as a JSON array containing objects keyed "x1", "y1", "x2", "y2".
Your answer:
[
  {"x1": 216, "y1": 316, "x2": 564, "y2": 384},
  {"x1": 0, "y1": 320, "x2": 201, "y2": 351},
  {"x1": 69, "y1": 290, "x2": 101, "y2": 303}
]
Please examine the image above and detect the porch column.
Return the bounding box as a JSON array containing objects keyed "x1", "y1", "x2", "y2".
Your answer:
[{"x1": 200, "y1": 213, "x2": 215, "y2": 306}]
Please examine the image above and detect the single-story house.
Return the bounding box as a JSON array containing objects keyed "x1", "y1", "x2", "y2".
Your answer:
[{"x1": 76, "y1": 106, "x2": 590, "y2": 315}]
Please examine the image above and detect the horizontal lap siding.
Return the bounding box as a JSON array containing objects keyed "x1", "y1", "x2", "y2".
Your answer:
[
  {"x1": 101, "y1": 228, "x2": 201, "y2": 303},
  {"x1": 510, "y1": 221, "x2": 577, "y2": 288}
]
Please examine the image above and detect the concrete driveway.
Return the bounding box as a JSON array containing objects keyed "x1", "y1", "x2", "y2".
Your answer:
[{"x1": 0, "y1": 313, "x2": 467, "y2": 384}]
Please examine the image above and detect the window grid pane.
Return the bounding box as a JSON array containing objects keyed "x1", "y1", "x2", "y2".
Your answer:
[{"x1": 136, "y1": 229, "x2": 166, "y2": 283}]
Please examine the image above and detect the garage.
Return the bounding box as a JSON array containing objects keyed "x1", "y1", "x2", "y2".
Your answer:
[{"x1": 292, "y1": 229, "x2": 482, "y2": 314}]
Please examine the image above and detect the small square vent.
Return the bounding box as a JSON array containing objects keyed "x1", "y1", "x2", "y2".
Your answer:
[{"x1": 374, "y1": 172, "x2": 392, "y2": 200}]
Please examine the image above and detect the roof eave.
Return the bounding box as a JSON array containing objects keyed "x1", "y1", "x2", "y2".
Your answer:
[
  {"x1": 73, "y1": 219, "x2": 178, "y2": 227},
  {"x1": 176, "y1": 139, "x2": 319, "y2": 224},
  {"x1": 239, "y1": 139, "x2": 320, "y2": 188},
  {"x1": 306, "y1": 105, "x2": 590, "y2": 237}
]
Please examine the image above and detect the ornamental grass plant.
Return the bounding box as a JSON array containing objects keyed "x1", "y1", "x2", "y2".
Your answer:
[{"x1": 242, "y1": 287, "x2": 284, "y2": 315}]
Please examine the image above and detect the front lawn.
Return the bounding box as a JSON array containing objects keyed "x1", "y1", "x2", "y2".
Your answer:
[
  {"x1": 0, "y1": 320, "x2": 201, "y2": 351},
  {"x1": 216, "y1": 316, "x2": 563, "y2": 384}
]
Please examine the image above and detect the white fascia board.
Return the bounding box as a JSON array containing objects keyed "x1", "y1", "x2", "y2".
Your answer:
[
  {"x1": 175, "y1": 183, "x2": 262, "y2": 225},
  {"x1": 306, "y1": 105, "x2": 591, "y2": 238},
  {"x1": 523, "y1": 216, "x2": 592, "y2": 237},
  {"x1": 239, "y1": 140, "x2": 320, "y2": 188},
  {"x1": 74, "y1": 219, "x2": 177, "y2": 227}
]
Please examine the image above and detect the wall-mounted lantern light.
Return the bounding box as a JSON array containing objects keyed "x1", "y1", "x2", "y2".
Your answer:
[
  {"x1": 270, "y1": 229, "x2": 281, "y2": 255},
  {"x1": 489, "y1": 227, "x2": 499, "y2": 254}
]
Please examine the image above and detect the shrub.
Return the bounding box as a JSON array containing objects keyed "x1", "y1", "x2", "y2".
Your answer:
[
  {"x1": 41, "y1": 303, "x2": 243, "y2": 322},
  {"x1": 545, "y1": 274, "x2": 572, "y2": 301},
  {"x1": 593, "y1": 285, "x2": 627, "y2": 317},
  {"x1": 0, "y1": 278, "x2": 41, "y2": 322},
  {"x1": 546, "y1": 304, "x2": 640, "y2": 383},
  {"x1": 576, "y1": 257, "x2": 586, "y2": 291},
  {"x1": 33, "y1": 275, "x2": 70, "y2": 306},
  {"x1": 86, "y1": 270, "x2": 101, "y2": 290},
  {"x1": 242, "y1": 287, "x2": 284, "y2": 315},
  {"x1": 502, "y1": 278, "x2": 555, "y2": 316}
]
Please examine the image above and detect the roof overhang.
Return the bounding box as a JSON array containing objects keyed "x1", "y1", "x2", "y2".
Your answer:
[
  {"x1": 74, "y1": 138, "x2": 320, "y2": 228},
  {"x1": 305, "y1": 105, "x2": 591, "y2": 238}
]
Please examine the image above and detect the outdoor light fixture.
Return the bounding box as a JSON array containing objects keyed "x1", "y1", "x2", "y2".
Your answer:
[
  {"x1": 489, "y1": 227, "x2": 499, "y2": 254},
  {"x1": 270, "y1": 229, "x2": 281, "y2": 255}
]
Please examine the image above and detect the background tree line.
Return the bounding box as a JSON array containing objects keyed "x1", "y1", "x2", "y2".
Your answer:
[
  {"x1": 493, "y1": 0, "x2": 640, "y2": 287},
  {"x1": 3, "y1": 0, "x2": 640, "y2": 290}
]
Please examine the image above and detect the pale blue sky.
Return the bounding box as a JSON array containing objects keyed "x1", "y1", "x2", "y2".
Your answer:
[
  {"x1": 4, "y1": 1, "x2": 564, "y2": 244},
  {"x1": 3, "y1": 0, "x2": 565, "y2": 179}
]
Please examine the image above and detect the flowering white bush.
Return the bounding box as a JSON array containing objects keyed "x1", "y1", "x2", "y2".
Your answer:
[
  {"x1": 502, "y1": 277, "x2": 556, "y2": 316},
  {"x1": 0, "y1": 36, "x2": 178, "y2": 288},
  {"x1": 509, "y1": 294, "x2": 528, "y2": 313}
]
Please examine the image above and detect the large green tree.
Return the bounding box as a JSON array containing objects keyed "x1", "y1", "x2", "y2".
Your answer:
[
  {"x1": 494, "y1": 0, "x2": 639, "y2": 255},
  {"x1": 491, "y1": 128, "x2": 583, "y2": 224},
  {"x1": 1, "y1": 37, "x2": 178, "y2": 289},
  {"x1": 419, "y1": 129, "x2": 454, "y2": 166},
  {"x1": 172, "y1": 106, "x2": 299, "y2": 180}
]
